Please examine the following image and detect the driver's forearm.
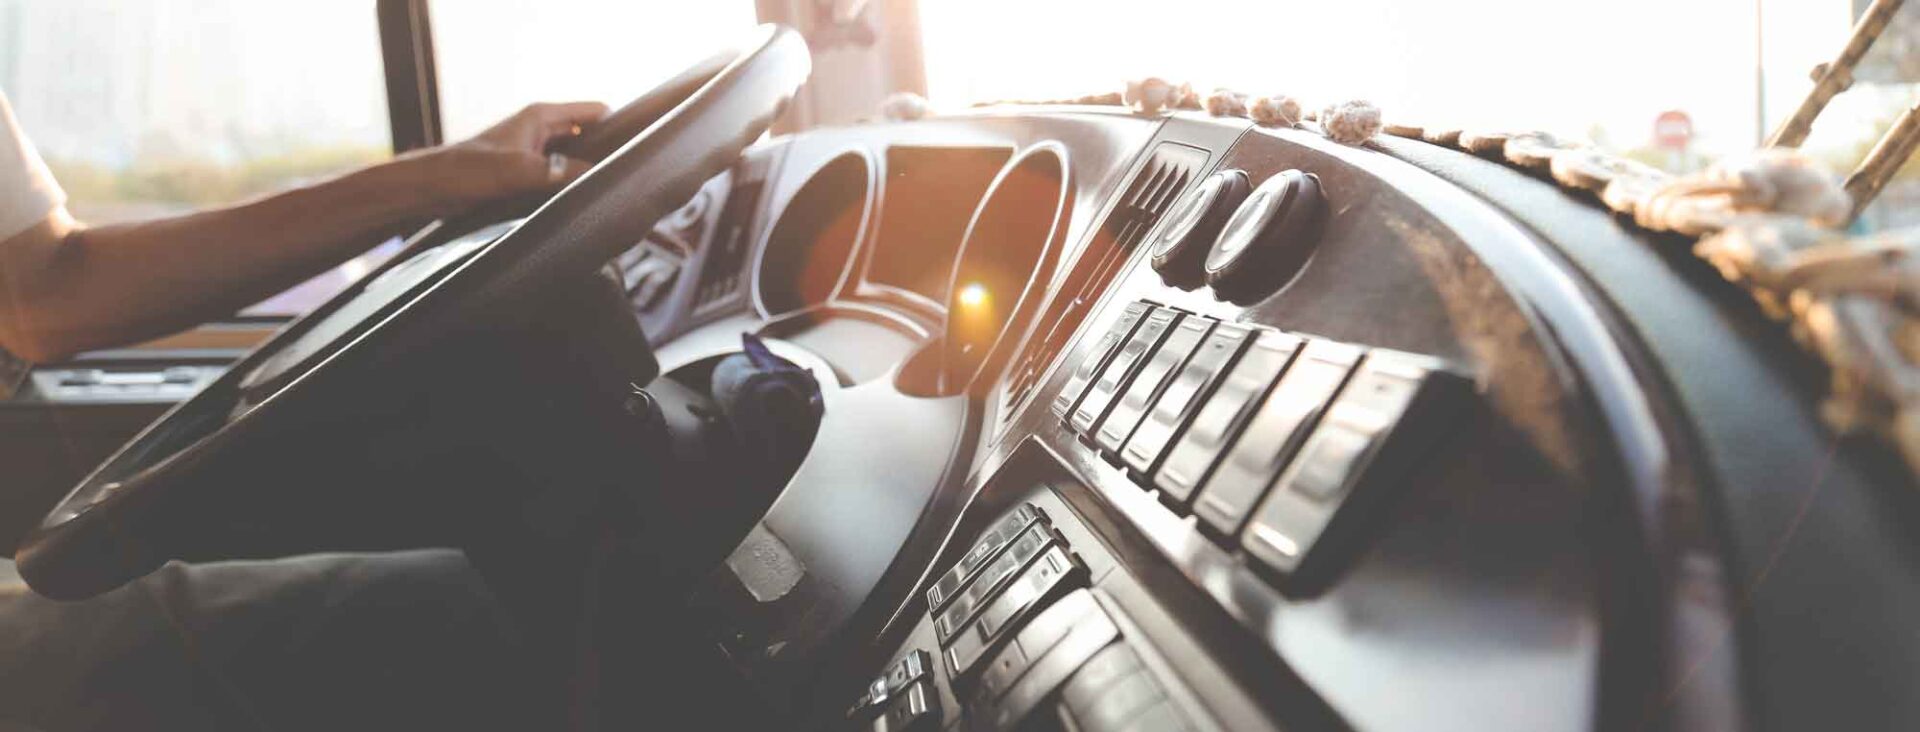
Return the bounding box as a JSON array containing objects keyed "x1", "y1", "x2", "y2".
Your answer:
[{"x1": 0, "y1": 155, "x2": 446, "y2": 362}]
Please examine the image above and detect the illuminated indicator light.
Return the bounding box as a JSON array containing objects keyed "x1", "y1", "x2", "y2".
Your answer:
[{"x1": 958, "y1": 282, "x2": 990, "y2": 309}]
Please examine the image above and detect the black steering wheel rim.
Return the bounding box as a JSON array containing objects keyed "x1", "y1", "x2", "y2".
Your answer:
[{"x1": 16, "y1": 24, "x2": 811, "y2": 601}]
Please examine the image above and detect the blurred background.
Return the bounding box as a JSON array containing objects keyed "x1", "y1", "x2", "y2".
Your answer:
[{"x1": 0, "y1": 0, "x2": 1912, "y2": 313}]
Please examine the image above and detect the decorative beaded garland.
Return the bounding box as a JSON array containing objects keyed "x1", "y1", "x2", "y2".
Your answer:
[
  {"x1": 1320, "y1": 100, "x2": 1383, "y2": 146},
  {"x1": 1249, "y1": 96, "x2": 1304, "y2": 128}
]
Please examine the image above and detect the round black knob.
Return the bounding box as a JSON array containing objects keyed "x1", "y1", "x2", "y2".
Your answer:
[
  {"x1": 1203, "y1": 169, "x2": 1326, "y2": 304},
  {"x1": 1149, "y1": 169, "x2": 1250, "y2": 289}
]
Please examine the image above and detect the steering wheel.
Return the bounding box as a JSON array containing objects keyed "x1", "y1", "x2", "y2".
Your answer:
[{"x1": 16, "y1": 25, "x2": 811, "y2": 600}]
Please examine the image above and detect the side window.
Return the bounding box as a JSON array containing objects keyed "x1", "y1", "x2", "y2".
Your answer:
[
  {"x1": 0, "y1": 0, "x2": 396, "y2": 315},
  {"x1": 1781, "y1": 3, "x2": 1918, "y2": 233}
]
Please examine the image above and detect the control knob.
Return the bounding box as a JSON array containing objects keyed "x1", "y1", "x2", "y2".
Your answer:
[
  {"x1": 1203, "y1": 169, "x2": 1326, "y2": 304},
  {"x1": 1148, "y1": 169, "x2": 1249, "y2": 290}
]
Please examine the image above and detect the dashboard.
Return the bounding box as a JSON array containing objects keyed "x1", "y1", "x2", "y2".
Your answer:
[
  {"x1": 603, "y1": 106, "x2": 1920, "y2": 732},
  {"x1": 2, "y1": 100, "x2": 1890, "y2": 731}
]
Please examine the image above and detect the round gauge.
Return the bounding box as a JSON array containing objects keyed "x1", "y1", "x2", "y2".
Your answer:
[
  {"x1": 755, "y1": 151, "x2": 873, "y2": 315},
  {"x1": 1204, "y1": 169, "x2": 1327, "y2": 304},
  {"x1": 942, "y1": 146, "x2": 1069, "y2": 392},
  {"x1": 1149, "y1": 169, "x2": 1249, "y2": 290}
]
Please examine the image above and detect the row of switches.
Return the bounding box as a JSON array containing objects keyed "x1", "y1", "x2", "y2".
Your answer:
[
  {"x1": 854, "y1": 502, "x2": 1093, "y2": 730},
  {"x1": 1055, "y1": 300, "x2": 1465, "y2": 589},
  {"x1": 927, "y1": 504, "x2": 1046, "y2": 613}
]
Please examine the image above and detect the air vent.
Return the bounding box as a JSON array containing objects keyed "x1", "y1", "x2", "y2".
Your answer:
[
  {"x1": 1104, "y1": 151, "x2": 1202, "y2": 256},
  {"x1": 695, "y1": 178, "x2": 765, "y2": 312},
  {"x1": 1000, "y1": 143, "x2": 1209, "y2": 422}
]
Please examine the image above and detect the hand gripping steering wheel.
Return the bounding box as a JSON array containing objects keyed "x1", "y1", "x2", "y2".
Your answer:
[{"x1": 16, "y1": 25, "x2": 811, "y2": 600}]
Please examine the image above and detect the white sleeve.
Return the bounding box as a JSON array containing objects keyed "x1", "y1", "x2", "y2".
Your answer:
[{"x1": 0, "y1": 89, "x2": 66, "y2": 242}]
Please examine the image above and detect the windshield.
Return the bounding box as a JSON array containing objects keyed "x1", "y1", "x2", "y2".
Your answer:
[{"x1": 919, "y1": 0, "x2": 1919, "y2": 232}]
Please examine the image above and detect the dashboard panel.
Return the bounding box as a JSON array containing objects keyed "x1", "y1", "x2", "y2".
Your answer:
[
  {"x1": 0, "y1": 81, "x2": 1901, "y2": 729},
  {"x1": 627, "y1": 110, "x2": 1658, "y2": 731},
  {"x1": 901, "y1": 118, "x2": 1625, "y2": 732},
  {"x1": 618, "y1": 106, "x2": 1909, "y2": 730}
]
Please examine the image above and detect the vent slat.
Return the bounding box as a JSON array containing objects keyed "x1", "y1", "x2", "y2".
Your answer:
[
  {"x1": 1126, "y1": 166, "x2": 1171, "y2": 208},
  {"x1": 1000, "y1": 144, "x2": 1209, "y2": 418},
  {"x1": 1141, "y1": 174, "x2": 1179, "y2": 212},
  {"x1": 1149, "y1": 171, "x2": 1192, "y2": 212}
]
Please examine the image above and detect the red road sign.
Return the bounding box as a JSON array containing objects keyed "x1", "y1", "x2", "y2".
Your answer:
[{"x1": 1655, "y1": 110, "x2": 1693, "y2": 150}]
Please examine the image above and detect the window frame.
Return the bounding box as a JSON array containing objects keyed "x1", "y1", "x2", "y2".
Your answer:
[{"x1": 376, "y1": 0, "x2": 444, "y2": 154}]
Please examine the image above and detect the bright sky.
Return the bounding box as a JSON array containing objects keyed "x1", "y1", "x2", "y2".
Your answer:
[
  {"x1": 3, "y1": 0, "x2": 1890, "y2": 171},
  {"x1": 918, "y1": 0, "x2": 1861, "y2": 158},
  {"x1": 432, "y1": 0, "x2": 759, "y2": 141}
]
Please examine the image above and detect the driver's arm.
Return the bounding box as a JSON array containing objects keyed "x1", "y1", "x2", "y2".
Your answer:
[{"x1": 0, "y1": 100, "x2": 608, "y2": 364}]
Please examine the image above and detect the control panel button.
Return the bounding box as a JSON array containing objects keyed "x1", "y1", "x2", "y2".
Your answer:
[
  {"x1": 1192, "y1": 339, "x2": 1360, "y2": 537},
  {"x1": 1007, "y1": 590, "x2": 1100, "y2": 674},
  {"x1": 1203, "y1": 169, "x2": 1327, "y2": 305},
  {"x1": 56, "y1": 370, "x2": 103, "y2": 387},
  {"x1": 934, "y1": 523, "x2": 1057, "y2": 642},
  {"x1": 884, "y1": 650, "x2": 932, "y2": 697},
  {"x1": 1053, "y1": 302, "x2": 1152, "y2": 419},
  {"x1": 1122, "y1": 323, "x2": 1253, "y2": 475},
  {"x1": 1069, "y1": 308, "x2": 1182, "y2": 435},
  {"x1": 1242, "y1": 351, "x2": 1463, "y2": 585},
  {"x1": 1065, "y1": 666, "x2": 1166, "y2": 732},
  {"x1": 974, "y1": 550, "x2": 1071, "y2": 639},
  {"x1": 926, "y1": 503, "x2": 1045, "y2": 613},
  {"x1": 975, "y1": 590, "x2": 1102, "y2": 701},
  {"x1": 1150, "y1": 169, "x2": 1251, "y2": 290},
  {"x1": 1290, "y1": 426, "x2": 1377, "y2": 502},
  {"x1": 981, "y1": 595, "x2": 1119, "y2": 729},
  {"x1": 1094, "y1": 316, "x2": 1214, "y2": 453},
  {"x1": 34, "y1": 365, "x2": 223, "y2": 403},
  {"x1": 944, "y1": 546, "x2": 1086, "y2": 682},
  {"x1": 1059, "y1": 649, "x2": 1195, "y2": 731},
  {"x1": 847, "y1": 650, "x2": 933, "y2": 719},
  {"x1": 1153, "y1": 330, "x2": 1301, "y2": 506},
  {"x1": 977, "y1": 640, "x2": 1031, "y2": 704},
  {"x1": 1081, "y1": 697, "x2": 1190, "y2": 732},
  {"x1": 871, "y1": 679, "x2": 938, "y2": 732},
  {"x1": 1059, "y1": 643, "x2": 1142, "y2": 711}
]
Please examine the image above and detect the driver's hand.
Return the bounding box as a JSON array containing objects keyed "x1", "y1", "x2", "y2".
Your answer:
[{"x1": 415, "y1": 101, "x2": 611, "y2": 212}]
